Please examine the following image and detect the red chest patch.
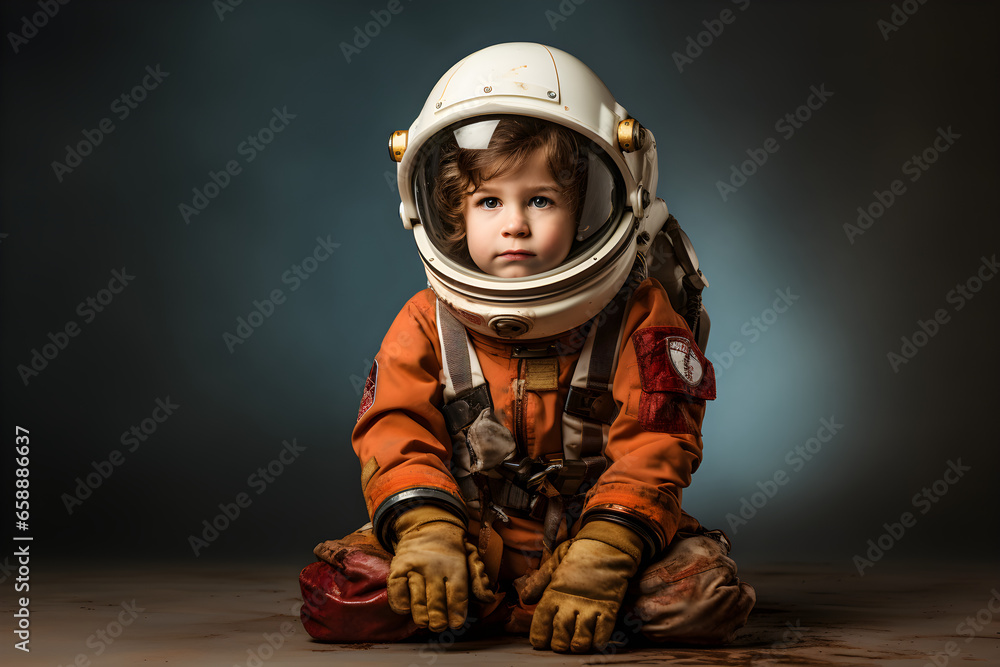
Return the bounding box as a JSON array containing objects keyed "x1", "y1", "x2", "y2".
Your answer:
[{"x1": 357, "y1": 360, "x2": 378, "y2": 422}]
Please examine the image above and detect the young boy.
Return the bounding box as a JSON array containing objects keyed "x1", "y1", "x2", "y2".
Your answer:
[{"x1": 299, "y1": 42, "x2": 755, "y2": 654}]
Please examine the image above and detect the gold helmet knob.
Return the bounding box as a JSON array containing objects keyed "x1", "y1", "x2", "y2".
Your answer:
[
  {"x1": 388, "y1": 130, "x2": 408, "y2": 162},
  {"x1": 617, "y1": 118, "x2": 646, "y2": 153}
]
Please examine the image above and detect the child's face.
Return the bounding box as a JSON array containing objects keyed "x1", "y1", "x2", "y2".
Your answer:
[{"x1": 463, "y1": 149, "x2": 577, "y2": 278}]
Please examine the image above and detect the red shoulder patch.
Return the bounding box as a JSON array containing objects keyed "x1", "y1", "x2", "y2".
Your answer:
[
  {"x1": 357, "y1": 360, "x2": 378, "y2": 422},
  {"x1": 631, "y1": 327, "x2": 715, "y2": 434},
  {"x1": 632, "y1": 327, "x2": 716, "y2": 400}
]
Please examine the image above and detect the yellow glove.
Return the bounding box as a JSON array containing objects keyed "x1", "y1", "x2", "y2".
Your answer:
[
  {"x1": 517, "y1": 520, "x2": 644, "y2": 653},
  {"x1": 386, "y1": 505, "x2": 494, "y2": 632}
]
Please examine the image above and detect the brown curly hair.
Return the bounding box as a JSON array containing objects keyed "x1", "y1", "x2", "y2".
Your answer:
[{"x1": 432, "y1": 116, "x2": 588, "y2": 259}]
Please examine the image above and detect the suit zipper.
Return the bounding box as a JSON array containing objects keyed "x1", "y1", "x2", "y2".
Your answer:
[{"x1": 514, "y1": 358, "x2": 527, "y2": 448}]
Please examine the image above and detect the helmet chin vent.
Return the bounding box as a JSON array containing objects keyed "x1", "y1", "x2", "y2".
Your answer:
[{"x1": 488, "y1": 315, "x2": 531, "y2": 338}]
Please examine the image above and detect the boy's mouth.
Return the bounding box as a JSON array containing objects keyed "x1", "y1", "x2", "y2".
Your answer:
[{"x1": 499, "y1": 249, "x2": 536, "y2": 260}]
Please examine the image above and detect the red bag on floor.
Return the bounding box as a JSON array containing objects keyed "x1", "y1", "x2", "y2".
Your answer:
[{"x1": 299, "y1": 527, "x2": 421, "y2": 642}]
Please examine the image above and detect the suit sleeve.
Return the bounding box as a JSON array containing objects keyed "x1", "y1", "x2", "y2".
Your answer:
[
  {"x1": 582, "y1": 278, "x2": 715, "y2": 552},
  {"x1": 352, "y1": 292, "x2": 465, "y2": 525}
]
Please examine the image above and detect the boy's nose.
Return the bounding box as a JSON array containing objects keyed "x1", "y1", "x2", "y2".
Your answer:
[{"x1": 501, "y1": 209, "x2": 530, "y2": 237}]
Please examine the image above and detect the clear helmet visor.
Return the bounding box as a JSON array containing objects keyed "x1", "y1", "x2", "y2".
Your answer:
[{"x1": 412, "y1": 115, "x2": 627, "y2": 281}]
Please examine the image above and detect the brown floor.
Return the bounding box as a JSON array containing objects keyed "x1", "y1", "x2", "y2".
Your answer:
[{"x1": 6, "y1": 561, "x2": 998, "y2": 666}]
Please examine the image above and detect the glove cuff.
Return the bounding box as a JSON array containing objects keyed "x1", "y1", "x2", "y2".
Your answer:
[
  {"x1": 392, "y1": 505, "x2": 466, "y2": 546},
  {"x1": 575, "y1": 519, "x2": 645, "y2": 564},
  {"x1": 373, "y1": 487, "x2": 468, "y2": 553}
]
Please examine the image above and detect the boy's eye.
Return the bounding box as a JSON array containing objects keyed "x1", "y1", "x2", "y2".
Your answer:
[
  {"x1": 530, "y1": 196, "x2": 551, "y2": 208},
  {"x1": 480, "y1": 197, "x2": 500, "y2": 209}
]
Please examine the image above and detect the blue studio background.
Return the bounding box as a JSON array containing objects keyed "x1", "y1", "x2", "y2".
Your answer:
[{"x1": 1, "y1": 0, "x2": 997, "y2": 570}]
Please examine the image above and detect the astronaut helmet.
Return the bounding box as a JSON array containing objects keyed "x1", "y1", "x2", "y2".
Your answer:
[{"x1": 390, "y1": 42, "x2": 663, "y2": 340}]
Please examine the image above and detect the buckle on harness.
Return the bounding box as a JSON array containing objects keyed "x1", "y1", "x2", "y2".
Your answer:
[
  {"x1": 491, "y1": 454, "x2": 608, "y2": 517},
  {"x1": 442, "y1": 384, "x2": 493, "y2": 435},
  {"x1": 501, "y1": 457, "x2": 563, "y2": 488},
  {"x1": 565, "y1": 386, "x2": 619, "y2": 425},
  {"x1": 550, "y1": 456, "x2": 608, "y2": 496},
  {"x1": 528, "y1": 462, "x2": 564, "y2": 487}
]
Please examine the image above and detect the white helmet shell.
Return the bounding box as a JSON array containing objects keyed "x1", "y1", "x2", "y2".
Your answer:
[{"x1": 394, "y1": 42, "x2": 664, "y2": 340}]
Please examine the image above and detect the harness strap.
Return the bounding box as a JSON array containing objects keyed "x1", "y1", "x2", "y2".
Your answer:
[
  {"x1": 436, "y1": 300, "x2": 485, "y2": 403},
  {"x1": 435, "y1": 301, "x2": 489, "y2": 507},
  {"x1": 561, "y1": 259, "x2": 646, "y2": 459}
]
